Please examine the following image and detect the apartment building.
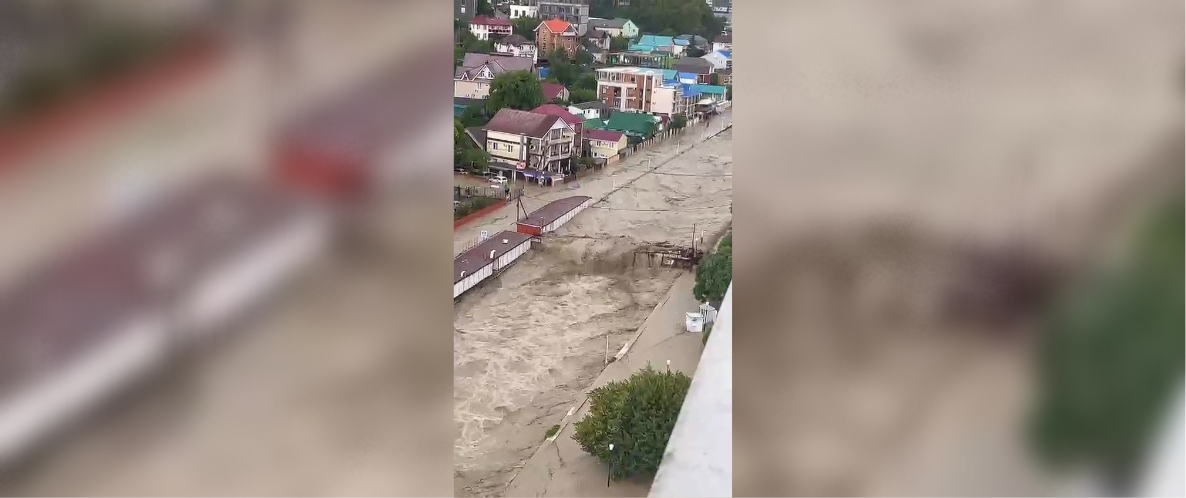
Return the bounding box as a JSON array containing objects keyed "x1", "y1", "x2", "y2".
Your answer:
[
  {"x1": 595, "y1": 66, "x2": 664, "y2": 113},
  {"x1": 537, "y1": 0, "x2": 589, "y2": 35}
]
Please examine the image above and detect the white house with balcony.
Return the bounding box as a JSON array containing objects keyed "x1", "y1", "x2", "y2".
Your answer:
[
  {"x1": 469, "y1": 15, "x2": 512, "y2": 40},
  {"x1": 493, "y1": 34, "x2": 538, "y2": 63}
]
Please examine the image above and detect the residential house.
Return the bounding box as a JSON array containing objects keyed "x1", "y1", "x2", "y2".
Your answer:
[
  {"x1": 483, "y1": 108, "x2": 576, "y2": 173},
  {"x1": 470, "y1": 16, "x2": 512, "y2": 40},
  {"x1": 609, "y1": 51, "x2": 672, "y2": 69},
  {"x1": 535, "y1": 18, "x2": 580, "y2": 60},
  {"x1": 690, "y1": 83, "x2": 727, "y2": 102},
  {"x1": 569, "y1": 100, "x2": 609, "y2": 120},
  {"x1": 509, "y1": 3, "x2": 538, "y2": 19},
  {"x1": 587, "y1": 17, "x2": 638, "y2": 38},
  {"x1": 541, "y1": 82, "x2": 570, "y2": 103},
  {"x1": 675, "y1": 34, "x2": 709, "y2": 50},
  {"x1": 456, "y1": 0, "x2": 477, "y2": 21},
  {"x1": 714, "y1": 67, "x2": 731, "y2": 86},
  {"x1": 584, "y1": 129, "x2": 627, "y2": 161},
  {"x1": 583, "y1": 28, "x2": 612, "y2": 50},
  {"x1": 672, "y1": 37, "x2": 690, "y2": 56},
  {"x1": 650, "y1": 83, "x2": 697, "y2": 118},
  {"x1": 531, "y1": 103, "x2": 584, "y2": 157},
  {"x1": 537, "y1": 0, "x2": 590, "y2": 35},
  {"x1": 635, "y1": 35, "x2": 676, "y2": 55},
  {"x1": 711, "y1": 33, "x2": 732, "y2": 53},
  {"x1": 605, "y1": 111, "x2": 657, "y2": 140},
  {"x1": 493, "y1": 34, "x2": 538, "y2": 63},
  {"x1": 587, "y1": 46, "x2": 608, "y2": 64},
  {"x1": 455, "y1": 53, "x2": 535, "y2": 99},
  {"x1": 672, "y1": 57, "x2": 715, "y2": 84},
  {"x1": 701, "y1": 49, "x2": 731, "y2": 71}
]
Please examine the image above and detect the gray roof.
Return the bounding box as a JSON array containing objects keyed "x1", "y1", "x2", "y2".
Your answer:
[
  {"x1": 588, "y1": 18, "x2": 628, "y2": 29},
  {"x1": 498, "y1": 34, "x2": 530, "y2": 46},
  {"x1": 456, "y1": 53, "x2": 536, "y2": 80},
  {"x1": 454, "y1": 231, "x2": 532, "y2": 283},
  {"x1": 484, "y1": 108, "x2": 561, "y2": 138},
  {"x1": 673, "y1": 57, "x2": 714, "y2": 74},
  {"x1": 464, "y1": 126, "x2": 486, "y2": 149},
  {"x1": 516, "y1": 196, "x2": 592, "y2": 229}
]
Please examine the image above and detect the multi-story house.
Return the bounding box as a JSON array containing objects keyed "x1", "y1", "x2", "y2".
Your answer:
[
  {"x1": 673, "y1": 57, "x2": 716, "y2": 83},
  {"x1": 456, "y1": 0, "x2": 478, "y2": 21},
  {"x1": 537, "y1": 0, "x2": 590, "y2": 35},
  {"x1": 584, "y1": 28, "x2": 612, "y2": 51},
  {"x1": 454, "y1": 53, "x2": 536, "y2": 99},
  {"x1": 493, "y1": 34, "x2": 538, "y2": 63},
  {"x1": 587, "y1": 18, "x2": 639, "y2": 39},
  {"x1": 509, "y1": 2, "x2": 538, "y2": 19},
  {"x1": 483, "y1": 108, "x2": 576, "y2": 173},
  {"x1": 535, "y1": 18, "x2": 580, "y2": 60},
  {"x1": 531, "y1": 104, "x2": 584, "y2": 157},
  {"x1": 711, "y1": 33, "x2": 732, "y2": 53},
  {"x1": 469, "y1": 16, "x2": 512, "y2": 40},
  {"x1": 595, "y1": 66, "x2": 699, "y2": 118}
]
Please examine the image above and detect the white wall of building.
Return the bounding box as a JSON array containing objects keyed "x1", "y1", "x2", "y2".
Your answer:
[{"x1": 509, "y1": 4, "x2": 537, "y2": 19}]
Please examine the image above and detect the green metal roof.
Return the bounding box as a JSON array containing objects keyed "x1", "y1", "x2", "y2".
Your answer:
[{"x1": 606, "y1": 112, "x2": 656, "y2": 136}]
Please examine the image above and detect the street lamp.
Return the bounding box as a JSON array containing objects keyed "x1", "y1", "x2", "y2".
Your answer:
[{"x1": 607, "y1": 443, "x2": 615, "y2": 487}]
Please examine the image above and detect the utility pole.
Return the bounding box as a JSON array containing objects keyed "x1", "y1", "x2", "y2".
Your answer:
[{"x1": 691, "y1": 223, "x2": 697, "y2": 251}]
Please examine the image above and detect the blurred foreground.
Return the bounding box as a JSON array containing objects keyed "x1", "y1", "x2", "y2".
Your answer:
[
  {"x1": 0, "y1": 0, "x2": 452, "y2": 495},
  {"x1": 734, "y1": 1, "x2": 1183, "y2": 496}
]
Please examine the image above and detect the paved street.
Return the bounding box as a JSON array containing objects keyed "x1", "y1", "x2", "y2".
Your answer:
[{"x1": 503, "y1": 271, "x2": 709, "y2": 498}]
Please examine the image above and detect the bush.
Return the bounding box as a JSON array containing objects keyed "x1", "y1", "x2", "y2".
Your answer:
[
  {"x1": 693, "y1": 233, "x2": 732, "y2": 307},
  {"x1": 571, "y1": 366, "x2": 692, "y2": 481},
  {"x1": 1028, "y1": 198, "x2": 1184, "y2": 490}
]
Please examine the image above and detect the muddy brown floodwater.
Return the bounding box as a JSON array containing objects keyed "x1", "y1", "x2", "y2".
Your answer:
[{"x1": 453, "y1": 129, "x2": 733, "y2": 497}]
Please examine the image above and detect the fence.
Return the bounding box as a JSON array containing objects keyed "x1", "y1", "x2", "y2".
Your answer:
[{"x1": 454, "y1": 185, "x2": 523, "y2": 201}]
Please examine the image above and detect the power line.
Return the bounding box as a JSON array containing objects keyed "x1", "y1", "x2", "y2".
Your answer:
[{"x1": 586, "y1": 204, "x2": 732, "y2": 212}]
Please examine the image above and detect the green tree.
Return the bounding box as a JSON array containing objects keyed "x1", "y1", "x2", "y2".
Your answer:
[
  {"x1": 609, "y1": 35, "x2": 631, "y2": 51},
  {"x1": 460, "y1": 103, "x2": 489, "y2": 128},
  {"x1": 511, "y1": 17, "x2": 538, "y2": 41},
  {"x1": 1029, "y1": 199, "x2": 1184, "y2": 492},
  {"x1": 709, "y1": 72, "x2": 720, "y2": 86},
  {"x1": 486, "y1": 71, "x2": 543, "y2": 113},
  {"x1": 576, "y1": 73, "x2": 598, "y2": 91},
  {"x1": 614, "y1": 0, "x2": 723, "y2": 41},
  {"x1": 725, "y1": 84, "x2": 731, "y2": 100},
  {"x1": 547, "y1": 48, "x2": 580, "y2": 87},
  {"x1": 572, "y1": 366, "x2": 692, "y2": 481},
  {"x1": 462, "y1": 146, "x2": 490, "y2": 173},
  {"x1": 568, "y1": 88, "x2": 597, "y2": 104},
  {"x1": 671, "y1": 114, "x2": 688, "y2": 129},
  {"x1": 693, "y1": 233, "x2": 731, "y2": 307},
  {"x1": 576, "y1": 47, "x2": 595, "y2": 66},
  {"x1": 685, "y1": 46, "x2": 706, "y2": 58},
  {"x1": 476, "y1": 0, "x2": 495, "y2": 16}
]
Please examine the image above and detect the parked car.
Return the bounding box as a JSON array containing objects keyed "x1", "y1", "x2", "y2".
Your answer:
[{"x1": 490, "y1": 176, "x2": 508, "y2": 186}]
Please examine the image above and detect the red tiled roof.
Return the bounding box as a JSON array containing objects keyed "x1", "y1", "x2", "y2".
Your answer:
[
  {"x1": 471, "y1": 15, "x2": 511, "y2": 27},
  {"x1": 539, "y1": 83, "x2": 567, "y2": 101},
  {"x1": 531, "y1": 104, "x2": 581, "y2": 126},
  {"x1": 584, "y1": 129, "x2": 625, "y2": 142},
  {"x1": 539, "y1": 19, "x2": 573, "y2": 35}
]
